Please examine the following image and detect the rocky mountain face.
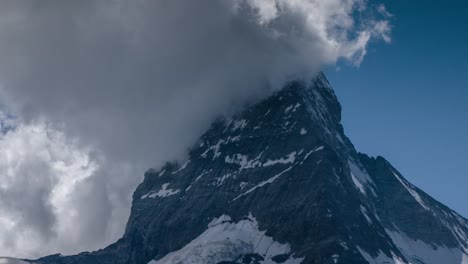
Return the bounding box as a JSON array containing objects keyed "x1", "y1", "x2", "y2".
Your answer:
[{"x1": 16, "y1": 74, "x2": 468, "y2": 264}]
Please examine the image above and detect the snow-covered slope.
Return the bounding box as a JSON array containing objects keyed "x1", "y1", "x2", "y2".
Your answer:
[
  {"x1": 148, "y1": 214, "x2": 303, "y2": 264},
  {"x1": 29, "y1": 74, "x2": 468, "y2": 264}
]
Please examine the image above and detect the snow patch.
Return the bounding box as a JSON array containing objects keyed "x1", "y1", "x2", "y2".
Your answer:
[
  {"x1": 293, "y1": 103, "x2": 301, "y2": 111},
  {"x1": 356, "y1": 247, "x2": 405, "y2": 264},
  {"x1": 225, "y1": 151, "x2": 298, "y2": 171},
  {"x1": 348, "y1": 160, "x2": 376, "y2": 197},
  {"x1": 335, "y1": 132, "x2": 345, "y2": 144},
  {"x1": 148, "y1": 214, "x2": 303, "y2": 264},
  {"x1": 232, "y1": 119, "x2": 248, "y2": 131},
  {"x1": 392, "y1": 171, "x2": 430, "y2": 211},
  {"x1": 440, "y1": 217, "x2": 468, "y2": 248},
  {"x1": 331, "y1": 254, "x2": 339, "y2": 264},
  {"x1": 262, "y1": 151, "x2": 296, "y2": 167},
  {"x1": 172, "y1": 160, "x2": 190, "y2": 174},
  {"x1": 233, "y1": 166, "x2": 294, "y2": 201},
  {"x1": 351, "y1": 174, "x2": 366, "y2": 195},
  {"x1": 141, "y1": 183, "x2": 180, "y2": 199},
  {"x1": 195, "y1": 170, "x2": 210, "y2": 182},
  {"x1": 214, "y1": 173, "x2": 233, "y2": 186},
  {"x1": 239, "y1": 181, "x2": 248, "y2": 190},
  {"x1": 303, "y1": 146, "x2": 324, "y2": 161},
  {"x1": 229, "y1": 135, "x2": 241, "y2": 143},
  {"x1": 339, "y1": 241, "x2": 349, "y2": 250},
  {"x1": 201, "y1": 136, "x2": 242, "y2": 160},
  {"x1": 300, "y1": 128, "x2": 307, "y2": 135},
  {"x1": 201, "y1": 139, "x2": 224, "y2": 160},
  {"x1": 225, "y1": 152, "x2": 263, "y2": 171},
  {"x1": 386, "y1": 229, "x2": 468, "y2": 264},
  {"x1": 360, "y1": 205, "x2": 373, "y2": 224},
  {"x1": 284, "y1": 103, "x2": 301, "y2": 114},
  {"x1": 208, "y1": 215, "x2": 232, "y2": 227}
]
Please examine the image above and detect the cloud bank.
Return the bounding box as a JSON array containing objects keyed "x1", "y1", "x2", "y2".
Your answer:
[{"x1": 0, "y1": 0, "x2": 390, "y2": 258}]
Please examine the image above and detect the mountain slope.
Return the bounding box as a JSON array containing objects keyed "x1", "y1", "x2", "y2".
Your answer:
[{"x1": 23, "y1": 74, "x2": 468, "y2": 264}]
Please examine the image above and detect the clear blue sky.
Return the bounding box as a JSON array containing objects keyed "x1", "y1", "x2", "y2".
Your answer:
[{"x1": 326, "y1": 0, "x2": 468, "y2": 217}]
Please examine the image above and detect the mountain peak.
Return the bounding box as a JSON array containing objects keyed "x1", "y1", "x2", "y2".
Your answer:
[{"x1": 33, "y1": 74, "x2": 468, "y2": 264}]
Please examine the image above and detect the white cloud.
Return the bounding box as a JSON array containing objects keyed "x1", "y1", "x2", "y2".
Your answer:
[
  {"x1": 0, "y1": 0, "x2": 391, "y2": 258},
  {"x1": 0, "y1": 119, "x2": 102, "y2": 257}
]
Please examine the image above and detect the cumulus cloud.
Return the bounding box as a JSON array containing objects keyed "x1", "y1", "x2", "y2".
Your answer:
[
  {"x1": 0, "y1": 120, "x2": 99, "y2": 256},
  {"x1": 0, "y1": 0, "x2": 391, "y2": 258}
]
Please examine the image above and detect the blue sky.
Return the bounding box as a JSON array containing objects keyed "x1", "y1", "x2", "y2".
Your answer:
[{"x1": 326, "y1": 0, "x2": 468, "y2": 217}]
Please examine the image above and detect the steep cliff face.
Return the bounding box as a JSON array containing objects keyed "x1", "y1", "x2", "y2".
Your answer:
[{"x1": 31, "y1": 74, "x2": 468, "y2": 264}]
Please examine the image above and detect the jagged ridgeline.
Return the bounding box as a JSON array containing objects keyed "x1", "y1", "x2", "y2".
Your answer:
[{"x1": 9, "y1": 74, "x2": 467, "y2": 264}]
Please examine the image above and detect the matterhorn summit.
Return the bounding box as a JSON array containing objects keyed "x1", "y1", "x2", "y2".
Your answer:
[{"x1": 11, "y1": 74, "x2": 467, "y2": 264}]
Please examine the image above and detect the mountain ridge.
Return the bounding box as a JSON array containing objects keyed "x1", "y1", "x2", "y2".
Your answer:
[{"x1": 5, "y1": 73, "x2": 467, "y2": 264}]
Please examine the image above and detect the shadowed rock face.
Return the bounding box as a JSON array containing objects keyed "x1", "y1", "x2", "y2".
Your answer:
[{"x1": 29, "y1": 74, "x2": 467, "y2": 264}]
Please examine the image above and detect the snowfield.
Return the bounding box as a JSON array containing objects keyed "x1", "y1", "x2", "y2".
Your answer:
[{"x1": 148, "y1": 214, "x2": 303, "y2": 264}]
